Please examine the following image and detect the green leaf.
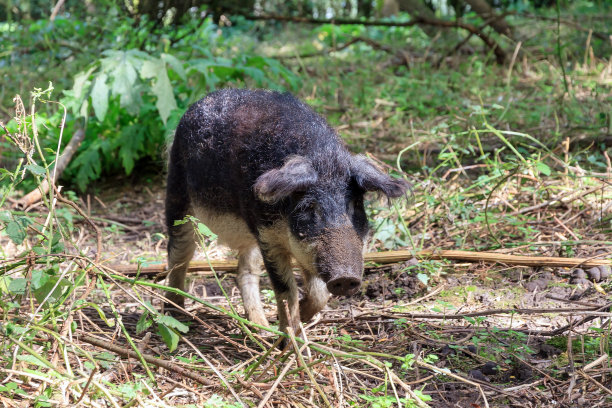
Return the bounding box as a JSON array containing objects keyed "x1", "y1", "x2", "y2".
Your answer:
[
  {"x1": 161, "y1": 53, "x2": 186, "y2": 79},
  {"x1": 241, "y1": 66, "x2": 266, "y2": 85},
  {"x1": 72, "y1": 66, "x2": 96, "y2": 102},
  {"x1": 0, "y1": 210, "x2": 11, "y2": 222},
  {"x1": 5, "y1": 221, "x2": 26, "y2": 245},
  {"x1": 416, "y1": 273, "x2": 429, "y2": 286},
  {"x1": 136, "y1": 310, "x2": 153, "y2": 334},
  {"x1": 0, "y1": 168, "x2": 11, "y2": 181},
  {"x1": 0, "y1": 276, "x2": 10, "y2": 293},
  {"x1": 72, "y1": 143, "x2": 102, "y2": 191},
  {"x1": 91, "y1": 73, "x2": 109, "y2": 121},
  {"x1": 31, "y1": 270, "x2": 50, "y2": 290},
  {"x1": 25, "y1": 164, "x2": 46, "y2": 176},
  {"x1": 140, "y1": 59, "x2": 177, "y2": 124},
  {"x1": 156, "y1": 314, "x2": 189, "y2": 333},
  {"x1": 83, "y1": 302, "x2": 115, "y2": 327},
  {"x1": 8, "y1": 278, "x2": 27, "y2": 295},
  {"x1": 117, "y1": 124, "x2": 145, "y2": 174},
  {"x1": 463, "y1": 316, "x2": 476, "y2": 324},
  {"x1": 79, "y1": 98, "x2": 89, "y2": 119},
  {"x1": 16, "y1": 354, "x2": 51, "y2": 368},
  {"x1": 32, "y1": 277, "x2": 70, "y2": 305},
  {"x1": 536, "y1": 162, "x2": 551, "y2": 176},
  {"x1": 197, "y1": 223, "x2": 217, "y2": 240},
  {"x1": 158, "y1": 323, "x2": 179, "y2": 352},
  {"x1": 111, "y1": 53, "x2": 140, "y2": 114}
]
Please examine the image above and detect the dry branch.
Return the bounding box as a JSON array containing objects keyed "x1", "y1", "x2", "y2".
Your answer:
[
  {"x1": 79, "y1": 333, "x2": 214, "y2": 386},
  {"x1": 109, "y1": 249, "x2": 611, "y2": 276}
]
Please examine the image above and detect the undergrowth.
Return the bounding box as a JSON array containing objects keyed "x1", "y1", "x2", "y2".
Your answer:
[{"x1": 1, "y1": 79, "x2": 610, "y2": 406}]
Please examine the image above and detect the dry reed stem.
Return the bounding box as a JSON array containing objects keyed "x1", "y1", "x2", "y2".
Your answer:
[{"x1": 109, "y1": 248, "x2": 611, "y2": 276}]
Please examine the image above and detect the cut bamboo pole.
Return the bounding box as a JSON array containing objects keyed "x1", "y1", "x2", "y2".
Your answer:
[{"x1": 108, "y1": 249, "x2": 611, "y2": 276}]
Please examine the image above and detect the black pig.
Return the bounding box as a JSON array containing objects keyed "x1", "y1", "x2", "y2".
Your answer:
[{"x1": 165, "y1": 89, "x2": 409, "y2": 334}]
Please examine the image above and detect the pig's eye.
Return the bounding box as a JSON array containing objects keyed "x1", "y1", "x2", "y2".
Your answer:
[{"x1": 307, "y1": 202, "x2": 321, "y2": 217}]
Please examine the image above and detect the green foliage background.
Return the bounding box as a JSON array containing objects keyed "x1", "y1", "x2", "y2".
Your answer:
[{"x1": 0, "y1": 0, "x2": 610, "y2": 191}]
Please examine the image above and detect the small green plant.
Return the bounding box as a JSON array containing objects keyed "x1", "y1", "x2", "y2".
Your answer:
[
  {"x1": 394, "y1": 317, "x2": 408, "y2": 329},
  {"x1": 338, "y1": 334, "x2": 365, "y2": 347},
  {"x1": 431, "y1": 299, "x2": 456, "y2": 314},
  {"x1": 261, "y1": 288, "x2": 276, "y2": 304}
]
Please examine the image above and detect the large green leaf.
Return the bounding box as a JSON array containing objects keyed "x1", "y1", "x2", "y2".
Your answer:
[
  {"x1": 32, "y1": 277, "x2": 70, "y2": 305},
  {"x1": 140, "y1": 59, "x2": 177, "y2": 125},
  {"x1": 72, "y1": 66, "x2": 96, "y2": 103},
  {"x1": 161, "y1": 53, "x2": 186, "y2": 80},
  {"x1": 91, "y1": 73, "x2": 109, "y2": 121},
  {"x1": 111, "y1": 53, "x2": 140, "y2": 114}
]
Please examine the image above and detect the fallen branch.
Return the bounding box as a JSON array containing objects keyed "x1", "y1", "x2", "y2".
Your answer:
[
  {"x1": 79, "y1": 333, "x2": 214, "y2": 386},
  {"x1": 16, "y1": 128, "x2": 86, "y2": 209},
  {"x1": 108, "y1": 249, "x2": 611, "y2": 276}
]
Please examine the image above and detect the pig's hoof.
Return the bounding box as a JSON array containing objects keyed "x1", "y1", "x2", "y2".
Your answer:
[
  {"x1": 247, "y1": 313, "x2": 270, "y2": 332},
  {"x1": 277, "y1": 336, "x2": 288, "y2": 350},
  {"x1": 299, "y1": 297, "x2": 325, "y2": 322}
]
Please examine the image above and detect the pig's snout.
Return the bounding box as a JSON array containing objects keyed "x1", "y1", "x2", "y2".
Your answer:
[
  {"x1": 327, "y1": 276, "x2": 361, "y2": 296},
  {"x1": 316, "y1": 226, "x2": 364, "y2": 297}
]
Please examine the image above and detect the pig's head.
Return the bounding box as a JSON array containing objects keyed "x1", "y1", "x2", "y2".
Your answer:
[{"x1": 254, "y1": 155, "x2": 409, "y2": 296}]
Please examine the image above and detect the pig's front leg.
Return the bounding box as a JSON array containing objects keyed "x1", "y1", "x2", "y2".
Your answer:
[
  {"x1": 299, "y1": 272, "x2": 330, "y2": 322},
  {"x1": 259, "y1": 247, "x2": 300, "y2": 335},
  {"x1": 236, "y1": 246, "x2": 269, "y2": 328}
]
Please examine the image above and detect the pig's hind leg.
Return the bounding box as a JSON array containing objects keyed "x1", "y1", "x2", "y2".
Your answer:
[
  {"x1": 165, "y1": 206, "x2": 196, "y2": 309},
  {"x1": 236, "y1": 246, "x2": 269, "y2": 328}
]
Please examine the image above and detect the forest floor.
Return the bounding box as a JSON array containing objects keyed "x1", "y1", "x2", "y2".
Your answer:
[
  {"x1": 2, "y1": 163, "x2": 608, "y2": 408},
  {"x1": 2, "y1": 6, "x2": 612, "y2": 407}
]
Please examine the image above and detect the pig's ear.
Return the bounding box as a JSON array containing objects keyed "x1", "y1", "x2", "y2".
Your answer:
[
  {"x1": 254, "y1": 156, "x2": 318, "y2": 203},
  {"x1": 350, "y1": 155, "x2": 410, "y2": 198}
]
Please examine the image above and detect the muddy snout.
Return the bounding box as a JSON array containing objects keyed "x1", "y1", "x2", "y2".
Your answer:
[
  {"x1": 326, "y1": 275, "x2": 361, "y2": 296},
  {"x1": 317, "y1": 226, "x2": 364, "y2": 296}
]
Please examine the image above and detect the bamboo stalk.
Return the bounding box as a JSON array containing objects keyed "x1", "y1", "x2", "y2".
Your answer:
[{"x1": 108, "y1": 249, "x2": 611, "y2": 276}]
